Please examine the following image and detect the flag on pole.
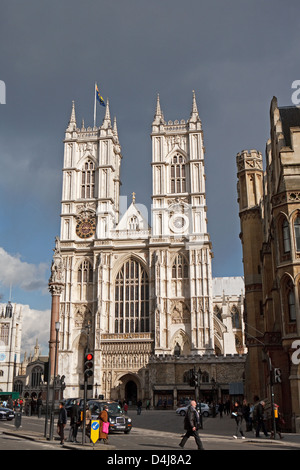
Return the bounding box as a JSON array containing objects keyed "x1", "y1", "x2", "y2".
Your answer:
[{"x1": 96, "y1": 84, "x2": 105, "y2": 107}]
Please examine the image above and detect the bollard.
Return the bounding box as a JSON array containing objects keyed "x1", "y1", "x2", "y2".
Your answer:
[{"x1": 15, "y1": 411, "x2": 22, "y2": 429}]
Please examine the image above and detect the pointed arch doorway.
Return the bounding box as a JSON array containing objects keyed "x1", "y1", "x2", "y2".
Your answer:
[{"x1": 125, "y1": 380, "x2": 137, "y2": 405}]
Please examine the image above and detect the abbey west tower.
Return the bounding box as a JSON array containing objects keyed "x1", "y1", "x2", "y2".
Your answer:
[{"x1": 52, "y1": 93, "x2": 225, "y2": 404}]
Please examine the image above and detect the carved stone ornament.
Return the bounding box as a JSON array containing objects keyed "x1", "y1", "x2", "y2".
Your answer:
[
  {"x1": 74, "y1": 304, "x2": 92, "y2": 327},
  {"x1": 49, "y1": 236, "x2": 65, "y2": 285},
  {"x1": 171, "y1": 301, "x2": 190, "y2": 324}
]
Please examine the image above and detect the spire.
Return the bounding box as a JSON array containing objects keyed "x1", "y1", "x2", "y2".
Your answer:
[
  {"x1": 101, "y1": 98, "x2": 112, "y2": 129},
  {"x1": 155, "y1": 93, "x2": 162, "y2": 117},
  {"x1": 33, "y1": 339, "x2": 40, "y2": 361},
  {"x1": 113, "y1": 116, "x2": 119, "y2": 142},
  {"x1": 152, "y1": 93, "x2": 164, "y2": 126},
  {"x1": 189, "y1": 90, "x2": 201, "y2": 124},
  {"x1": 66, "y1": 100, "x2": 77, "y2": 131}
]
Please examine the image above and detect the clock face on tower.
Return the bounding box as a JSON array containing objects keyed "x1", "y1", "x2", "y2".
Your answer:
[{"x1": 76, "y1": 217, "x2": 96, "y2": 239}]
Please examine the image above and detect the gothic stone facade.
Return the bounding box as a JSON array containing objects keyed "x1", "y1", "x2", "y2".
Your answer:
[
  {"x1": 237, "y1": 97, "x2": 300, "y2": 431},
  {"x1": 50, "y1": 93, "x2": 246, "y2": 407},
  {"x1": 0, "y1": 302, "x2": 22, "y2": 393}
]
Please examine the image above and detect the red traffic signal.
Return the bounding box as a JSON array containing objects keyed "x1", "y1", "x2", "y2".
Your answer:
[{"x1": 84, "y1": 352, "x2": 94, "y2": 378}]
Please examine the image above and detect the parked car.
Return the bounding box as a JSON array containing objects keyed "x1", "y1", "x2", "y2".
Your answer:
[
  {"x1": 0, "y1": 407, "x2": 15, "y2": 420},
  {"x1": 64, "y1": 398, "x2": 83, "y2": 417},
  {"x1": 87, "y1": 400, "x2": 132, "y2": 434},
  {"x1": 176, "y1": 403, "x2": 213, "y2": 417}
]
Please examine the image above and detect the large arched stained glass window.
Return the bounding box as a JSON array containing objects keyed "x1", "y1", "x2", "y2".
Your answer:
[{"x1": 114, "y1": 259, "x2": 149, "y2": 333}]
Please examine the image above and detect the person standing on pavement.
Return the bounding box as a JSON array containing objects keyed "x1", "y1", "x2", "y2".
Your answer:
[
  {"x1": 99, "y1": 405, "x2": 109, "y2": 444},
  {"x1": 255, "y1": 401, "x2": 269, "y2": 438},
  {"x1": 232, "y1": 401, "x2": 245, "y2": 439},
  {"x1": 85, "y1": 404, "x2": 92, "y2": 442},
  {"x1": 57, "y1": 401, "x2": 67, "y2": 445},
  {"x1": 179, "y1": 400, "x2": 205, "y2": 450},
  {"x1": 242, "y1": 399, "x2": 250, "y2": 431},
  {"x1": 70, "y1": 400, "x2": 81, "y2": 443},
  {"x1": 270, "y1": 404, "x2": 283, "y2": 439}
]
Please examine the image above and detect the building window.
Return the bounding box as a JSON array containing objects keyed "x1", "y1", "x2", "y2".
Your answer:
[
  {"x1": 202, "y1": 371, "x2": 209, "y2": 383},
  {"x1": 128, "y1": 216, "x2": 139, "y2": 231},
  {"x1": 77, "y1": 260, "x2": 93, "y2": 301},
  {"x1": 0, "y1": 323, "x2": 9, "y2": 346},
  {"x1": 170, "y1": 155, "x2": 186, "y2": 194},
  {"x1": 81, "y1": 160, "x2": 95, "y2": 199},
  {"x1": 77, "y1": 261, "x2": 93, "y2": 284},
  {"x1": 14, "y1": 380, "x2": 23, "y2": 394},
  {"x1": 282, "y1": 219, "x2": 291, "y2": 253},
  {"x1": 114, "y1": 259, "x2": 149, "y2": 333},
  {"x1": 231, "y1": 306, "x2": 240, "y2": 328},
  {"x1": 31, "y1": 366, "x2": 43, "y2": 388},
  {"x1": 294, "y1": 216, "x2": 300, "y2": 252},
  {"x1": 287, "y1": 280, "x2": 296, "y2": 322},
  {"x1": 172, "y1": 254, "x2": 189, "y2": 279}
]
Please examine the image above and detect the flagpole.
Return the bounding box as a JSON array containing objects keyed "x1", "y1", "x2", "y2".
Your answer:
[{"x1": 93, "y1": 82, "x2": 97, "y2": 127}]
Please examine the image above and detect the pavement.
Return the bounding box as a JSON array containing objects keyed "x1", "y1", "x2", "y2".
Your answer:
[
  {"x1": 199, "y1": 412, "x2": 300, "y2": 448},
  {"x1": 2, "y1": 411, "x2": 300, "y2": 450}
]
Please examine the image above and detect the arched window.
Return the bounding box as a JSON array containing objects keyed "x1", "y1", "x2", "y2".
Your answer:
[
  {"x1": 128, "y1": 216, "x2": 139, "y2": 231},
  {"x1": 287, "y1": 279, "x2": 296, "y2": 322},
  {"x1": 114, "y1": 259, "x2": 149, "y2": 333},
  {"x1": 214, "y1": 306, "x2": 222, "y2": 321},
  {"x1": 77, "y1": 261, "x2": 93, "y2": 283},
  {"x1": 81, "y1": 160, "x2": 95, "y2": 199},
  {"x1": 77, "y1": 260, "x2": 93, "y2": 301},
  {"x1": 170, "y1": 155, "x2": 186, "y2": 194},
  {"x1": 282, "y1": 219, "x2": 291, "y2": 253},
  {"x1": 0, "y1": 323, "x2": 9, "y2": 346},
  {"x1": 14, "y1": 380, "x2": 23, "y2": 394},
  {"x1": 172, "y1": 254, "x2": 189, "y2": 279},
  {"x1": 31, "y1": 366, "x2": 43, "y2": 388},
  {"x1": 294, "y1": 216, "x2": 300, "y2": 252},
  {"x1": 231, "y1": 306, "x2": 240, "y2": 328},
  {"x1": 202, "y1": 371, "x2": 209, "y2": 383}
]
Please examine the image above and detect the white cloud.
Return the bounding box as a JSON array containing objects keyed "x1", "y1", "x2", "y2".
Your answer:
[
  {"x1": 0, "y1": 247, "x2": 48, "y2": 292},
  {"x1": 0, "y1": 302, "x2": 50, "y2": 356},
  {"x1": 20, "y1": 304, "x2": 51, "y2": 356}
]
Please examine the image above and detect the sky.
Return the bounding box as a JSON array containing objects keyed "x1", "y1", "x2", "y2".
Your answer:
[{"x1": 0, "y1": 0, "x2": 299, "y2": 355}]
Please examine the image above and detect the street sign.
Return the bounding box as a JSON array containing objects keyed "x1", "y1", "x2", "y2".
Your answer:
[
  {"x1": 274, "y1": 368, "x2": 282, "y2": 383},
  {"x1": 91, "y1": 420, "x2": 100, "y2": 444}
]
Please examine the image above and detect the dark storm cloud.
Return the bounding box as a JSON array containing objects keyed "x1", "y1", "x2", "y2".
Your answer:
[{"x1": 1, "y1": 0, "x2": 300, "y2": 296}]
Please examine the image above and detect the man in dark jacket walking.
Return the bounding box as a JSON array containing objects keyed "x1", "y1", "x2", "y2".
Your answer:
[
  {"x1": 57, "y1": 402, "x2": 67, "y2": 445},
  {"x1": 179, "y1": 400, "x2": 204, "y2": 450},
  {"x1": 255, "y1": 401, "x2": 269, "y2": 438},
  {"x1": 70, "y1": 400, "x2": 81, "y2": 443}
]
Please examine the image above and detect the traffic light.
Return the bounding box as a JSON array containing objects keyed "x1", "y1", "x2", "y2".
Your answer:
[
  {"x1": 84, "y1": 352, "x2": 94, "y2": 379},
  {"x1": 189, "y1": 368, "x2": 199, "y2": 387},
  {"x1": 194, "y1": 372, "x2": 199, "y2": 387}
]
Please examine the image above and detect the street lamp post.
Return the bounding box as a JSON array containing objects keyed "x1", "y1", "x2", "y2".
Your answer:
[
  {"x1": 198, "y1": 368, "x2": 203, "y2": 429},
  {"x1": 49, "y1": 321, "x2": 60, "y2": 440},
  {"x1": 82, "y1": 321, "x2": 91, "y2": 446}
]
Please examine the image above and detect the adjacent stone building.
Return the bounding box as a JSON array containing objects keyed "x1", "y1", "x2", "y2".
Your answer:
[{"x1": 236, "y1": 97, "x2": 300, "y2": 431}]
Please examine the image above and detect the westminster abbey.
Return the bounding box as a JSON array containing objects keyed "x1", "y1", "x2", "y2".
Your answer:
[{"x1": 48, "y1": 93, "x2": 246, "y2": 407}]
